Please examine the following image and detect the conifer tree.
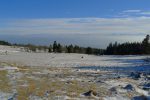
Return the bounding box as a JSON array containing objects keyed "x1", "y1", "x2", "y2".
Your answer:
[
  {"x1": 67, "y1": 44, "x2": 74, "y2": 53},
  {"x1": 142, "y1": 35, "x2": 150, "y2": 54},
  {"x1": 57, "y1": 43, "x2": 62, "y2": 53},
  {"x1": 86, "y1": 47, "x2": 93, "y2": 54},
  {"x1": 53, "y1": 41, "x2": 57, "y2": 53}
]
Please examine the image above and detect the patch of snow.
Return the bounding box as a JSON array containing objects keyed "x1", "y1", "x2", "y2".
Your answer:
[
  {"x1": 0, "y1": 51, "x2": 148, "y2": 68},
  {"x1": 0, "y1": 66, "x2": 18, "y2": 71},
  {"x1": 103, "y1": 95, "x2": 130, "y2": 100},
  {"x1": 0, "y1": 92, "x2": 14, "y2": 100}
]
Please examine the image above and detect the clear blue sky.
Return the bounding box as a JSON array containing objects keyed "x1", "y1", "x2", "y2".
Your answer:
[
  {"x1": 0, "y1": 0, "x2": 150, "y2": 48},
  {"x1": 0, "y1": 0, "x2": 150, "y2": 18}
]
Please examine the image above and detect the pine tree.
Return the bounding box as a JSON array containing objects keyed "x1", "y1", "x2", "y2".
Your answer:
[
  {"x1": 53, "y1": 41, "x2": 57, "y2": 53},
  {"x1": 73, "y1": 45, "x2": 80, "y2": 53},
  {"x1": 86, "y1": 47, "x2": 93, "y2": 54},
  {"x1": 142, "y1": 35, "x2": 150, "y2": 54},
  {"x1": 106, "y1": 43, "x2": 113, "y2": 55},
  {"x1": 57, "y1": 43, "x2": 62, "y2": 53},
  {"x1": 67, "y1": 45, "x2": 74, "y2": 53},
  {"x1": 113, "y1": 41, "x2": 118, "y2": 55}
]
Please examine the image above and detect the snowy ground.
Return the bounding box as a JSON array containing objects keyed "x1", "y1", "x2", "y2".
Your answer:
[
  {"x1": 0, "y1": 45, "x2": 150, "y2": 100},
  {"x1": 0, "y1": 46, "x2": 148, "y2": 68}
]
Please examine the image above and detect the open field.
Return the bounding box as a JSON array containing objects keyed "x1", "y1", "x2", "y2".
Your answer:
[
  {"x1": 0, "y1": 45, "x2": 148, "y2": 68},
  {"x1": 0, "y1": 45, "x2": 150, "y2": 100}
]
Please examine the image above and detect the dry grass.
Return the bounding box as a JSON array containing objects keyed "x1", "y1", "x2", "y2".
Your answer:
[
  {"x1": 16, "y1": 78, "x2": 37, "y2": 100},
  {"x1": 0, "y1": 62, "x2": 140, "y2": 99},
  {"x1": 16, "y1": 76, "x2": 66, "y2": 99},
  {"x1": 0, "y1": 70, "x2": 12, "y2": 92}
]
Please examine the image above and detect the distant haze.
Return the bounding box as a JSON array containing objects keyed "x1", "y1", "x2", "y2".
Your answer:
[
  {"x1": 0, "y1": 33, "x2": 145, "y2": 49},
  {"x1": 0, "y1": 17, "x2": 148, "y2": 48}
]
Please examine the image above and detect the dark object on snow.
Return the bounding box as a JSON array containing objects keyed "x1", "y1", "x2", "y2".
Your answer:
[
  {"x1": 130, "y1": 72, "x2": 141, "y2": 79},
  {"x1": 143, "y1": 83, "x2": 150, "y2": 90},
  {"x1": 144, "y1": 57, "x2": 150, "y2": 62},
  {"x1": 124, "y1": 84, "x2": 134, "y2": 91},
  {"x1": 81, "y1": 56, "x2": 84, "y2": 59},
  {"x1": 8, "y1": 93, "x2": 18, "y2": 100},
  {"x1": 132, "y1": 95, "x2": 150, "y2": 100},
  {"x1": 83, "y1": 90, "x2": 97, "y2": 96},
  {"x1": 109, "y1": 87, "x2": 117, "y2": 94}
]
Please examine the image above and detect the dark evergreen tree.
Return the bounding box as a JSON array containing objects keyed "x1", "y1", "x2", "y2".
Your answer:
[
  {"x1": 73, "y1": 45, "x2": 80, "y2": 53},
  {"x1": 57, "y1": 43, "x2": 62, "y2": 53},
  {"x1": 142, "y1": 35, "x2": 150, "y2": 54},
  {"x1": 67, "y1": 45, "x2": 74, "y2": 53},
  {"x1": 113, "y1": 42, "x2": 118, "y2": 55},
  {"x1": 106, "y1": 43, "x2": 113, "y2": 55},
  {"x1": 86, "y1": 47, "x2": 93, "y2": 54},
  {"x1": 0, "y1": 40, "x2": 11, "y2": 46},
  {"x1": 53, "y1": 41, "x2": 57, "y2": 53}
]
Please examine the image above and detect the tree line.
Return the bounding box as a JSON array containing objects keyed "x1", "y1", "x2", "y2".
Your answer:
[
  {"x1": 48, "y1": 41, "x2": 104, "y2": 55},
  {"x1": 0, "y1": 34, "x2": 150, "y2": 55},
  {"x1": 0, "y1": 40, "x2": 11, "y2": 46},
  {"x1": 105, "y1": 35, "x2": 150, "y2": 55}
]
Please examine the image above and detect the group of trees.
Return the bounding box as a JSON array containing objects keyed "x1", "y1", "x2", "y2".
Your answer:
[
  {"x1": 105, "y1": 35, "x2": 150, "y2": 55},
  {"x1": 0, "y1": 34, "x2": 150, "y2": 55},
  {"x1": 50, "y1": 35, "x2": 150, "y2": 55},
  {"x1": 48, "y1": 41, "x2": 104, "y2": 55},
  {"x1": 0, "y1": 40, "x2": 11, "y2": 46}
]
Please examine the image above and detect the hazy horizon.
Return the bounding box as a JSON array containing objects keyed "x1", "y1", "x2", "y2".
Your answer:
[{"x1": 0, "y1": 34, "x2": 145, "y2": 49}]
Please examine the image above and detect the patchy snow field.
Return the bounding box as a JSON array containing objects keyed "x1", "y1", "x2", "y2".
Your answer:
[
  {"x1": 0, "y1": 45, "x2": 150, "y2": 100},
  {"x1": 0, "y1": 45, "x2": 148, "y2": 68}
]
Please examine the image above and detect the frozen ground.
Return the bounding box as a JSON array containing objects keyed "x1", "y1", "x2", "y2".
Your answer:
[
  {"x1": 0, "y1": 45, "x2": 150, "y2": 100},
  {"x1": 0, "y1": 45, "x2": 149, "y2": 68}
]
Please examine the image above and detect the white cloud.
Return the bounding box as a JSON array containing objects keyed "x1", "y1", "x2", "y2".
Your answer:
[
  {"x1": 0, "y1": 17, "x2": 149, "y2": 36},
  {"x1": 123, "y1": 10, "x2": 141, "y2": 13},
  {"x1": 121, "y1": 9, "x2": 150, "y2": 17}
]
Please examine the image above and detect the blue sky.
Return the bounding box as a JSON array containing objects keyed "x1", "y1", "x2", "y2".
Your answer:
[
  {"x1": 0, "y1": 0, "x2": 150, "y2": 48},
  {"x1": 1, "y1": 0, "x2": 150, "y2": 18}
]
